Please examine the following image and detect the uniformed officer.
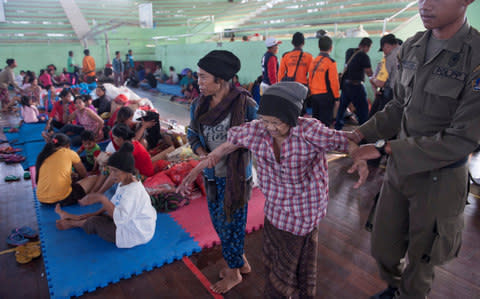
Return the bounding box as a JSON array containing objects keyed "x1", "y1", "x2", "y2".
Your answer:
[
  {"x1": 308, "y1": 35, "x2": 341, "y2": 127},
  {"x1": 349, "y1": 0, "x2": 479, "y2": 298},
  {"x1": 278, "y1": 32, "x2": 313, "y2": 85}
]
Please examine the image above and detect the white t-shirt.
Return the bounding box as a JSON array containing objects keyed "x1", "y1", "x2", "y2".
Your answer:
[
  {"x1": 111, "y1": 181, "x2": 157, "y2": 248},
  {"x1": 170, "y1": 71, "x2": 179, "y2": 84}
]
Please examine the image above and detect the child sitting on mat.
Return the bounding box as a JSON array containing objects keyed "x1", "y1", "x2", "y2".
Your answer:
[
  {"x1": 77, "y1": 130, "x2": 101, "y2": 172},
  {"x1": 55, "y1": 142, "x2": 157, "y2": 248},
  {"x1": 179, "y1": 82, "x2": 369, "y2": 298}
]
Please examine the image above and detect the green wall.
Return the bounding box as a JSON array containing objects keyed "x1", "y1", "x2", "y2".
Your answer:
[
  {"x1": 155, "y1": 37, "x2": 385, "y2": 83},
  {"x1": 1, "y1": 1, "x2": 479, "y2": 101}
]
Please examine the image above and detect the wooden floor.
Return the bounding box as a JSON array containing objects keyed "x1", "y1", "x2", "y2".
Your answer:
[{"x1": 0, "y1": 111, "x2": 479, "y2": 299}]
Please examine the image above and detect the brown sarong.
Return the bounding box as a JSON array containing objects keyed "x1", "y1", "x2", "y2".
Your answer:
[{"x1": 263, "y1": 217, "x2": 318, "y2": 299}]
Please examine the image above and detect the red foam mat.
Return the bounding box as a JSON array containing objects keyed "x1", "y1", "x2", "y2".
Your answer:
[{"x1": 169, "y1": 187, "x2": 265, "y2": 248}]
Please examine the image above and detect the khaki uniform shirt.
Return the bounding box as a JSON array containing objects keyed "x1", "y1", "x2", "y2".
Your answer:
[{"x1": 359, "y1": 22, "x2": 480, "y2": 176}]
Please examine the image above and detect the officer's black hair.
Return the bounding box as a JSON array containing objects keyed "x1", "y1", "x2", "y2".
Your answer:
[
  {"x1": 292, "y1": 32, "x2": 305, "y2": 47},
  {"x1": 359, "y1": 38, "x2": 373, "y2": 47},
  {"x1": 6, "y1": 59, "x2": 15, "y2": 66},
  {"x1": 318, "y1": 36, "x2": 332, "y2": 51}
]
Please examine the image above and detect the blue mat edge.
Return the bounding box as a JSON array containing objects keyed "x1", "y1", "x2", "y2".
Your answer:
[{"x1": 32, "y1": 189, "x2": 202, "y2": 299}]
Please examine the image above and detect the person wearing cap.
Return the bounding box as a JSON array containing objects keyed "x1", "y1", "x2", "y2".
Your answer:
[
  {"x1": 278, "y1": 32, "x2": 313, "y2": 85},
  {"x1": 308, "y1": 35, "x2": 341, "y2": 127},
  {"x1": 187, "y1": 50, "x2": 257, "y2": 293},
  {"x1": 180, "y1": 81, "x2": 368, "y2": 298},
  {"x1": 369, "y1": 34, "x2": 401, "y2": 118},
  {"x1": 350, "y1": 0, "x2": 479, "y2": 298},
  {"x1": 334, "y1": 37, "x2": 373, "y2": 130},
  {"x1": 261, "y1": 37, "x2": 282, "y2": 93},
  {"x1": 55, "y1": 142, "x2": 157, "y2": 249}
]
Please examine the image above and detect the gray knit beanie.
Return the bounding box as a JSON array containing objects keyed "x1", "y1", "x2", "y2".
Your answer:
[{"x1": 257, "y1": 82, "x2": 308, "y2": 127}]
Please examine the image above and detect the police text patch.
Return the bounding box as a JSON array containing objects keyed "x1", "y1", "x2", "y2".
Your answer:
[{"x1": 432, "y1": 66, "x2": 466, "y2": 81}]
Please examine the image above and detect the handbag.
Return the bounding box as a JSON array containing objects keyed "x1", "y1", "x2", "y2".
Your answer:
[
  {"x1": 339, "y1": 49, "x2": 361, "y2": 89},
  {"x1": 282, "y1": 51, "x2": 304, "y2": 82}
]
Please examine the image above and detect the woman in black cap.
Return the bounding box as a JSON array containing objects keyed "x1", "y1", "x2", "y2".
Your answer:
[
  {"x1": 181, "y1": 82, "x2": 368, "y2": 298},
  {"x1": 187, "y1": 50, "x2": 257, "y2": 293}
]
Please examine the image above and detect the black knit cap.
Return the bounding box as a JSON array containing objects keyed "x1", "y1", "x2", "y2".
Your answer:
[
  {"x1": 257, "y1": 82, "x2": 308, "y2": 127},
  {"x1": 197, "y1": 50, "x2": 241, "y2": 81},
  {"x1": 107, "y1": 142, "x2": 136, "y2": 174}
]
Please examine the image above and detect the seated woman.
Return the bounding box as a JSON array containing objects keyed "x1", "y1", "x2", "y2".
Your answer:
[
  {"x1": 87, "y1": 123, "x2": 154, "y2": 194},
  {"x1": 60, "y1": 95, "x2": 104, "y2": 145},
  {"x1": 45, "y1": 88, "x2": 76, "y2": 131},
  {"x1": 24, "y1": 78, "x2": 42, "y2": 106},
  {"x1": 55, "y1": 142, "x2": 157, "y2": 248},
  {"x1": 92, "y1": 85, "x2": 111, "y2": 116},
  {"x1": 36, "y1": 133, "x2": 88, "y2": 206}
]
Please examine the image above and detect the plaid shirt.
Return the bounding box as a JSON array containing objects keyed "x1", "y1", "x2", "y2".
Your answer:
[{"x1": 228, "y1": 117, "x2": 348, "y2": 236}]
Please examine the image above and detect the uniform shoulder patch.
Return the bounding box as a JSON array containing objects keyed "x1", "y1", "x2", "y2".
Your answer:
[{"x1": 473, "y1": 77, "x2": 480, "y2": 92}]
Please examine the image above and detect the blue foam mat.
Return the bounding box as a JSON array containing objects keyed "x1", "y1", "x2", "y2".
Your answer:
[
  {"x1": 156, "y1": 83, "x2": 183, "y2": 97},
  {"x1": 4, "y1": 123, "x2": 46, "y2": 145},
  {"x1": 34, "y1": 192, "x2": 201, "y2": 298},
  {"x1": 23, "y1": 140, "x2": 45, "y2": 169}
]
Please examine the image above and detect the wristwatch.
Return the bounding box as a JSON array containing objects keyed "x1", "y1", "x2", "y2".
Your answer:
[{"x1": 375, "y1": 139, "x2": 387, "y2": 155}]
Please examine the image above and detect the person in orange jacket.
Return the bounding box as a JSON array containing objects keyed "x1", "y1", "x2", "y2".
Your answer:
[
  {"x1": 278, "y1": 32, "x2": 313, "y2": 86},
  {"x1": 308, "y1": 36, "x2": 340, "y2": 127}
]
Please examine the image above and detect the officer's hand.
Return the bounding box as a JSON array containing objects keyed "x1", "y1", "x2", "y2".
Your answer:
[
  {"x1": 351, "y1": 144, "x2": 381, "y2": 161},
  {"x1": 347, "y1": 159, "x2": 369, "y2": 188}
]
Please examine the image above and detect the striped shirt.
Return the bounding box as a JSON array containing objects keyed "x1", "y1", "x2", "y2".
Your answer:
[{"x1": 228, "y1": 117, "x2": 348, "y2": 236}]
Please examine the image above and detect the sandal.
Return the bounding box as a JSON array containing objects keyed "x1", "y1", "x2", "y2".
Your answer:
[
  {"x1": 4, "y1": 154, "x2": 26, "y2": 164},
  {"x1": 5, "y1": 175, "x2": 21, "y2": 182},
  {"x1": 0, "y1": 146, "x2": 22, "y2": 154},
  {"x1": 12, "y1": 226, "x2": 38, "y2": 238},
  {"x1": 15, "y1": 242, "x2": 42, "y2": 264},
  {"x1": 6, "y1": 232, "x2": 29, "y2": 246}
]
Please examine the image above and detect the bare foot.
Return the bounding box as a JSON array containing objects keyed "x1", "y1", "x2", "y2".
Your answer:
[
  {"x1": 240, "y1": 254, "x2": 251, "y2": 274},
  {"x1": 55, "y1": 203, "x2": 68, "y2": 220},
  {"x1": 211, "y1": 268, "x2": 242, "y2": 294},
  {"x1": 55, "y1": 219, "x2": 76, "y2": 230},
  {"x1": 219, "y1": 254, "x2": 251, "y2": 278}
]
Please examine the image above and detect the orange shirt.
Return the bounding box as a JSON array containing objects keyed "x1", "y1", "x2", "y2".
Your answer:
[
  {"x1": 82, "y1": 55, "x2": 96, "y2": 77},
  {"x1": 278, "y1": 49, "x2": 313, "y2": 85},
  {"x1": 308, "y1": 54, "x2": 340, "y2": 99}
]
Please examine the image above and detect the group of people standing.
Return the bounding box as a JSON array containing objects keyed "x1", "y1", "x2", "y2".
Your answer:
[{"x1": 260, "y1": 30, "x2": 402, "y2": 131}]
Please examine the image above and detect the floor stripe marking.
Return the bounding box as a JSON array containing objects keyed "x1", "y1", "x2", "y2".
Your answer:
[{"x1": 182, "y1": 256, "x2": 224, "y2": 299}]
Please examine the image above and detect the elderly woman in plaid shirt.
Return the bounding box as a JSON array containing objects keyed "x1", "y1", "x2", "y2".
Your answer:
[{"x1": 180, "y1": 81, "x2": 368, "y2": 298}]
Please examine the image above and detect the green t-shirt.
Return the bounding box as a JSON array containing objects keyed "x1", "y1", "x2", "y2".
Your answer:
[
  {"x1": 67, "y1": 56, "x2": 75, "y2": 73},
  {"x1": 83, "y1": 144, "x2": 101, "y2": 165}
]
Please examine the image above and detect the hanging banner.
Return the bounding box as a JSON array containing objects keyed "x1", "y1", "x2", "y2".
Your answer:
[{"x1": 139, "y1": 3, "x2": 153, "y2": 29}]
